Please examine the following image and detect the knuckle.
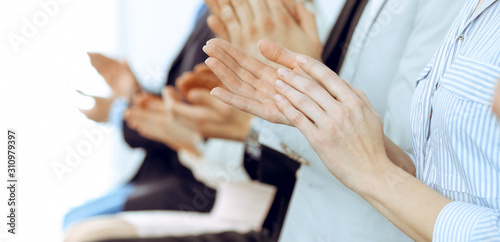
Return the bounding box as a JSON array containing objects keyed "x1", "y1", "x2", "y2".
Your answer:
[
  {"x1": 303, "y1": 81, "x2": 319, "y2": 93},
  {"x1": 277, "y1": 13, "x2": 290, "y2": 26},
  {"x1": 350, "y1": 98, "x2": 364, "y2": 110},
  {"x1": 221, "y1": 6, "x2": 235, "y2": 22},
  {"x1": 260, "y1": 17, "x2": 275, "y2": 33},
  {"x1": 246, "y1": 25, "x2": 259, "y2": 39},
  {"x1": 291, "y1": 113, "x2": 303, "y2": 125},
  {"x1": 296, "y1": 95, "x2": 311, "y2": 107},
  {"x1": 231, "y1": 0, "x2": 245, "y2": 7},
  {"x1": 337, "y1": 107, "x2": 350, "y2": 121}
]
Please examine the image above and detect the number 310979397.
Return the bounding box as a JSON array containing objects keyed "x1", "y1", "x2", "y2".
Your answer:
[{"x1": 8, "y1": 130, "x2": 16, "y2": 178}]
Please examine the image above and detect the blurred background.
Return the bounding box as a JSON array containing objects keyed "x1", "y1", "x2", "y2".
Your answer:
[{"x1": 0, "y1": 0, "x2": 203, "y2": 241}]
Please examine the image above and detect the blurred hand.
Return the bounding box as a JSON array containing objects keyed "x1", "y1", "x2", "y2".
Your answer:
[
  {"x1": 174, "y1": 88, "x2": 254, "y2": 141},
  {"x1": 78, "y1": 92, "x2": 114, "y2": 122},
  {"x1": 176, "y1": 63, "x2": 225, "y2": 98},
  {"x1": 87, "y1": 52, "x2": 140, "y2": 98},
  {"x1": 124, "y1": 90, "x2": 202, "y2": 155},
  {"x1": 173, "y1": 63, "x2": 253, "y2": 141},
  {"x1": 205, "y1": 0, "x2": 322, "y2": 62}
]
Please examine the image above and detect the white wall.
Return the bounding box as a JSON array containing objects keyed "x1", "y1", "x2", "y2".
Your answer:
[{"x1": 0, "y1": 0, "x2": 203, "y2": 241}]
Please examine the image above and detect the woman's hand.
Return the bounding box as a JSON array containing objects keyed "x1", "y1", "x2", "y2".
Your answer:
[
  {"x1": 205, "y1": 0, "x2": 322, "y2": 62},
  {"x1": 272, "y1": 53, "x2": 390, "y2": 190},
  {"x1": 124, "y1": 90, "x2": 202, "y2": 155},
  {"x1": 172, "y1": 64, "x2": 254, "y2": 141},
  {"x1": 87, "y1": 53, "x2": 140, "y2": 99}
]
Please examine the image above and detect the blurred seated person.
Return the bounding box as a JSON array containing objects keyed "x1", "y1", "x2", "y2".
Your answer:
[
  {"x1": 65, "y1": 0, "x2": 325, "y2": 241},
  {"x1": 64, "y1": 4, "x2": 219, "y2": 230}
]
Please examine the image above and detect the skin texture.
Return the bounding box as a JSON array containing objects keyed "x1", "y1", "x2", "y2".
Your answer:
[
  {"x1": 124, "y1": 89, "x2": 202, "y2": 155},
  {"x1": 172, "y1": 64, "x2": 254, "y2": 141},
  {"x1": 176, "y1": 63, "x2": 225, "y2": 98},
  {"x1": 203, "y1": 38, "x2": 457, "y2": 241},
  {"x1": 87, "y1": 53, "x2": 140, "y2": 98},
  {"x1": 205, "y1": 0, "x2": 322, "y2": 63}
]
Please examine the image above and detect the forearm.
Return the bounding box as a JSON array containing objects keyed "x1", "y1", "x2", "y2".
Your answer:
[
  {"x1": 384, "y1": 135, "x2": 416, "y2": 176},
  {"x1": 358, "y1": 162, "x2": 452, "y2": 242}
]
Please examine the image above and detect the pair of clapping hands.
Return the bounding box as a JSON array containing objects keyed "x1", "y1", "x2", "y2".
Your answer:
[
  {"x1": 81, "y1": 53, "x2": 250, "y2": 154},
  {"x1": 200, "y1": 0, "x2": 390, "y2": 197},
  {"x1": 198, "y1": 0, "x2": 387, "y2": 193}
]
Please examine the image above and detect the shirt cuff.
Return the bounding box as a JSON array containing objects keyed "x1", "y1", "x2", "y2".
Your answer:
[
  {"x1": 434, "y1": 201, "x2": 500, "y2": 242},
  {"x1": 108, "y1": 97, "x2": 129, "y2": 128}
]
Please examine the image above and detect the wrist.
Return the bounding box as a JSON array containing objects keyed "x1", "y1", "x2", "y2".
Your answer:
[{"x1": 354, "y1": 156, "x2": 402, "y2": 200}]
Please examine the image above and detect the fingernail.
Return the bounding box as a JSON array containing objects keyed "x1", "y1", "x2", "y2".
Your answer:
[
  {"x1": 275, "y1": 80, "x2": 285, "y2": 88},
  {"x1": 277, "y1": 68, "x2": 289, "y2": 77},
  {"x1": 206, "y1": 39, "x2": 212, "y2": 45},
  {"x1": 296, "y1": 56, "x2": 309, "y2": 64},
  {"x1": 275, "y1": 94, "x2": 284, "y2": 103},
  {"x1": 210, "y1": 89, "x2": 215, "y2": 96},
  {"x1": 202, "y1": 45, "x2": 208, "y2": 53}
]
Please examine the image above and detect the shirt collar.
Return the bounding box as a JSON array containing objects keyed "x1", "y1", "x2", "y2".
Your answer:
[{"x1": 459, "y1": 0, "x2": 498, "y2": 35}]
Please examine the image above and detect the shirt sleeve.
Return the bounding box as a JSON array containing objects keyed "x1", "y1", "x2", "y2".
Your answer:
[
  {"x1": 382, "y1": 0, "x2": 465, "y2": 154},
  {"x1": 434, "y1": 201, "x2": 500, "y2": 241}
]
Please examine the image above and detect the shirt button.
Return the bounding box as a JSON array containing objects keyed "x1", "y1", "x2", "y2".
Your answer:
[{"x1": 458, "y1": 35, "x2": 464, "y2": 41}]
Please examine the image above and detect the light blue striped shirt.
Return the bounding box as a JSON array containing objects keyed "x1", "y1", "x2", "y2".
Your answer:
[{"x1": 410, "y1": 0, "x2": 500, "y2": 241}]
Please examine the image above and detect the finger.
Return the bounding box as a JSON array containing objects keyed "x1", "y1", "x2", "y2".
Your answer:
[
  {"x1": 207, "y1": 15, "x2": 230, "y2": 41},
  {"x1": 296, "y1": 1, "x2": 319, "y2": 40},
  {"x1": 162, "y1": 86, "x2": 182, "y2": 110},
  {"x1": 193, "y1": 63, "x2": 212, "y2": 73},
  {"x1": 258, "y1": 39, "x2": 299, "y2": 70},
  {"x1": 274, "y1": 93, "x2": 318, "y2": 131},
  {"x1": 345, "y1": 80, "x2": 377, "y2": 113},
  {"x1": 205, "y1": 0, "x2": 222, "y2": 16},
  {"x1": 187, "y1": 89, "x2": 224, "y2": 112},
  {"x1": 211, "y1": 87, "x2": 288, "y2": 123},
  {"x1": 231, "y1": 0, "x2": 254, "y2": 23},
  {"x1": 274, "y1": 79, "x2": 326, "y2": 124},
  {"x1": 172, "y1": 100, "x2": 222, "y2": 123},
  {"x1": 276, "y1": 68, "x2": 336, "y2": 112},
  {"x1": 144, "y1": 98, "x2": 165, "y2": 111},
  {"x1": 249, "y1": 0, "x2": 270, "y2": 22},
  {"x1": 132, "y1": 92, "x2": 150, "y2": 107},
  {"x1": 205, "y1": 57, "x2": 263, "y2": 102},
  {"x1": 280, "y1": 0, "x2": 298, "y2": 21},
  {"x1": 219, "y1": 1, "x2": 241, "y2": 39},
  {"x1": 206, "y1": 38, "x2": 276, "y2": 80},
  {"x1": 176, "y1": 73, "x2": 209, "y2": 98},
  {"x1": 267, "y1": 0, "x2": 291, "y2": 22},
  {"x1": 204, "y1": 44, "x2": 261, "y2": 88},
  {"x1": 124, "y1": 107, "x2": 147, "y2": 129},
  {"x1": 295, "y1": 55, "x2": 356, "y2": 104}
]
